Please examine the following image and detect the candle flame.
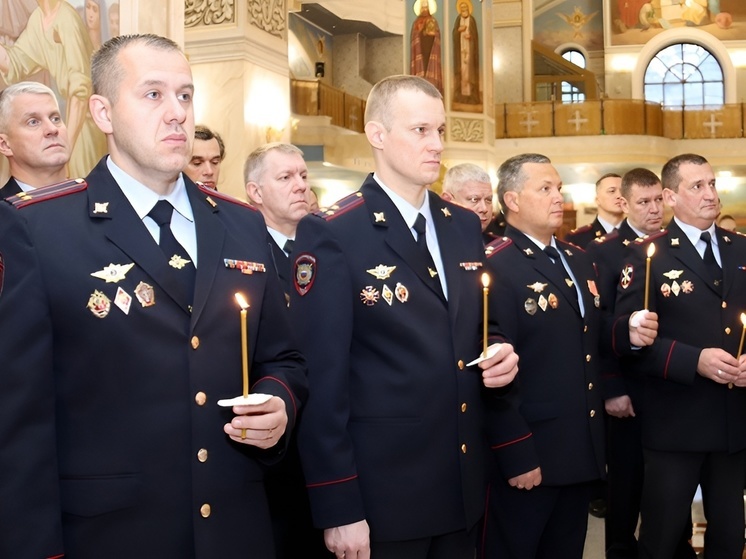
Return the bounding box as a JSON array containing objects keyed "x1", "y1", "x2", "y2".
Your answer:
[
  {"x1": 481, "y1": 273, "x2": 490, "y2": 288},
  {"x1": 741, "y1": 313, "x2": 746, "y2": 327},
  {"x1": 235, "y1": 293, "x2": 249, "y2": 310},
  {"x1": 647, "y1": 243, "x2": 656, "y2": 258}
]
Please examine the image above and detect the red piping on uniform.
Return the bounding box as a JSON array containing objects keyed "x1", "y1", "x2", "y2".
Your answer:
[
  {"x1": 663, "y1": 341, "x2": 676, "y2": 380},
  {"x1": 490, "y1": 432, "x2": 532, "y2": 450},
  {"x1": 307, "y1": 474, "x2": 358, "y2": 488}
]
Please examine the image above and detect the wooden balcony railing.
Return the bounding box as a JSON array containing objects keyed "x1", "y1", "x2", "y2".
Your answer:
[
  {"x1": 291, "y1": 80, "x2": 745, "y2": 141},
  {"x1": 291, "y1": 79, "x2": 365, "y2": 133},
  {"x1": 496, "y1": 100, "x2": 745, "y2": 140}
]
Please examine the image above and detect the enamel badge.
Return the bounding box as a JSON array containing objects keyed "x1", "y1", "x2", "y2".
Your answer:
[
  {"x1": 381, "y1": 284, "x2": 394, "y2": 305},
  {"x1": 135, "y1": 281, "x2": 155, "y2": 307},
  {"x1": 395, "y1": 282, "x2": 409, "y2": 303},
  {"x1": 620, "y1": 265, "x2": 633, "y2": 289},
  {"x1": 169, "y1": 255, "x2": 191, "y2": 270},
  {"x1": 114, "y1": 287, "x2": 132, "y2": 315},
  {"x1": 527, "y1": 282, "x2": 547, "y2": 293},
  {"x1": 548, "y1": 293, "x2": 559, "y2": 309},
  {"x1": 367, "y1": 265, "x2": 396, "y2": 280},
  {"x1": 91, "y1": 263, "x2": 135, "y2": 283},
  {"x1": 294, "y1": 254, "x2": 316, "y2": 296},
  {"x1": 87, "y1": 290, "x2": 111, "y2": 318},
  {"x1": 525, "y1": 298, "x2": 537, "y2": 315},
  {"x1": 360, "y1": 286, "x2": 380, "y2": 306}
]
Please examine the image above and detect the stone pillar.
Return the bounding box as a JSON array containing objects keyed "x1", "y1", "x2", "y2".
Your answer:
[{"x1": 185, "y1": 0, "x2": 291, "y2": 199}]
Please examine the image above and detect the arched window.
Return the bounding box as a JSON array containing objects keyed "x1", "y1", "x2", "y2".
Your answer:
[
  {"x1": 644, "y1": 43, "x2": 723, "y2": 107},
  {"x1": 561, "y1": 49, "x2": 586, "y2": 103}
]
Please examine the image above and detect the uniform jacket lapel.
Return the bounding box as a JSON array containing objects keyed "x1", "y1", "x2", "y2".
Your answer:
[
  {"x1": 86, "y1": 160, "x2": 191, "y2": 313},
  {"x1": 361, "y1": 179, "x2": 446, "y2": 304},
  {"x1": 717, "y1": 226, "x2": 735, "y2": 299},
  {"x1": 506, "y1": 225, "x2": 580, "y2": 315},
  {"x1": 188, "y1": 181, "x2": 225, "y2": 325},
  {"x1": 429, "y1": 191, "x2": 461, "y2": 316},
  {"x1": 666, "y1": 220, "x2": 720, "y2": 296}
]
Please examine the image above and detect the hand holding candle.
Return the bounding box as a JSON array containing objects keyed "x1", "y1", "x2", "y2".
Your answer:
[
  {"x1": 482, "y1": 273, "x2": 490, "y2": 358},
  {"x1": 643, "y1": 243, "x2": 656, "y2": 310},
  {"x1": 738, "y1": 313, "x2": 746, "y2": 358}
]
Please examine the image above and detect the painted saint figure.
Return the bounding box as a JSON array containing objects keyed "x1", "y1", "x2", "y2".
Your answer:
[
  {"x1": 410, "y1": 0, "x2": 443, "y2": 94},
  {"x1": 453, "y1": 0, "x2": 480, "y2": 105},
  {"x1": 0, "y1": 0, "x2": 106, "y2": 178}
]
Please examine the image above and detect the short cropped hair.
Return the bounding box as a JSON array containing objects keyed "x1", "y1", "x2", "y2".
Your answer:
[
  {"x1": 194, "y1": 125, "x2": 226, "y2": 161},
  {"x1": 497, "y1": 153, "x2": 551, "y2": 216},
  {"x1": 243, "y1": 142, "x2": 304, "y2": 184},
  {"x1": 364, "y1": 75, "x2": 442, "y2": 130},
  {"x1": 443, "y1": 163, "x2": 491, "y2": 195},
  {"x1": 620, "y1": 168, "x2": 660, "y2": 199},
  {"x1": 0, "y1": 81, "x2": 59, "y2": 132},
  {"x1": 596, "y1": 172, "x2": 621, "y2": 189},
  {"x1": 91, "y1": 34, "x2": 182, "y2": 102},
  {"x1": 661, "y1": 153, "x2": 709, "y2": 192}
]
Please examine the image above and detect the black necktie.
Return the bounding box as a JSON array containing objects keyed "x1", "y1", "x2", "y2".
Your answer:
[
  {"x1": 413, "y1": 213, "x2": 443, "y2": 297},
  {"x1": 283, "y1": 239, "x2": 294, "y2": 256},
  {"x1": 700, "y1": 231, "x2": 722, "y2": 292},
  {"x1": 148, "y1": 200, "x2": 196, "y2": 301},
  {"x1": 544, "y1": 245, "x2": 577, "y2": 300}
]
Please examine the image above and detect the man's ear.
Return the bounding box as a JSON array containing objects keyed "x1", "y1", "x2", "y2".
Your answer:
[
  {"x1": 441, "y1": 191, "x2": 454, "y2": 202},
  {"x1": 245, "y1": 181, "x2": 262, "y2": 206},
  {"x1": 365, "y1": 120, "x2": 386, "y2": 150},
  {"x1": 89, "y1": 94, "x2": 113, "y2": 135},
  {"x1": 503, "y1": 190, "x2": 519, "y2": 213},
  {"x1": 663, "y1": 188, "x2": 676, "y2": 209},
  {"x1": 0, "y1": 134, "x2": 13, "y2": 158}
]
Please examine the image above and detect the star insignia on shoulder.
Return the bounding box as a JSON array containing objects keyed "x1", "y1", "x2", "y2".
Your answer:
[
  {"x1": 441, "y1": 207, "x2": 451, "y2": 217},
  {"x1": 367, "y1": 264, "x2": 396, "y2": 280},
  {"x1": 428, "y1": 267, "x2": 438, "y2": 277},
  {"x1": 663, "y1": 269, "x2": 684, "y2": 280},
  {"x1": 374, "y1": 212, "x2": 386, "y2": 223},
  {"x1": 671, "y1": 238, "x2": 680, "y2": 247},
  {"x1": 91, "y1": 263, "x2": 135, "y2": 283},
  {"x1": 564, "y1": 249, "x2": 573, "y2": 257},
  {"x1": 523, "y1": 248, "x2": 534, "y2": 256},
  {"x1": 723, "y1": 236, "x2": 732, "y2": 244},
  {"x1": 169, "y1": 255, "x2": 191, "y2": 270},
  {"x1": 93, "y1": 202, "x2": 109, "y2": 214},
  {"x1": 623, "y1": 239, "x2": 631, "y2": 246}
]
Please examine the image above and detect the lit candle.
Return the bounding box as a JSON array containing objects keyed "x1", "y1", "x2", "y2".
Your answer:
[
  {"x1": 235, "y1": 293, "x2": 250, "y2": 397},
  {"x1": 643, "y1": 243, "x2": 656, "y2": 310},
  {"x1": 738, "y1": 313, "x2": 746, "y2": 358},
  {"x1": 235, "y1": 293, "x2": 250, "y2": 439},
  {"x1": 482, "y1": 273, "x2": 490, "y2": 358}
]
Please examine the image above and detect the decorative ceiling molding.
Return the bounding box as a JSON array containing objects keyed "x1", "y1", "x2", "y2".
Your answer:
[
  {"x1": 248, "y1": 0, "x2": 286, "y2": 38},
  {"x1": 185, "y1": 0, "x2": 235, "y2": 28}
]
